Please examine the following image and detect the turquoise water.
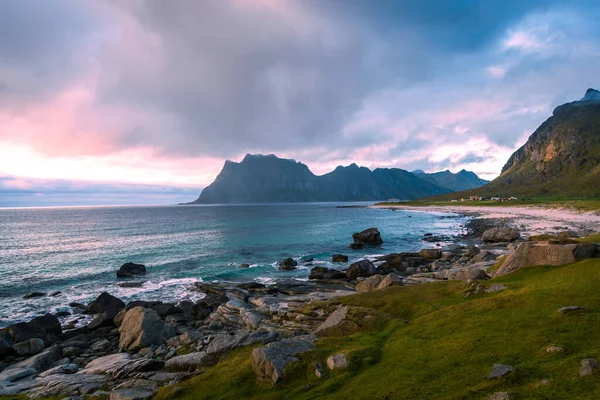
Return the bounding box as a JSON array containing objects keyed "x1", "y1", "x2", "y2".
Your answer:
[{"x1": 0, "y1": 203, "x2": 468, "y2": 327}]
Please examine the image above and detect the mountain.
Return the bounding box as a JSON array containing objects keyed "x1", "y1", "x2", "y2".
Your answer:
[
  {"x1": 190, "y1": 154, "x2": 454, "y2": 204},
  {"x1": 412, "y1": 169, "x2": 489, "y2": 191}
]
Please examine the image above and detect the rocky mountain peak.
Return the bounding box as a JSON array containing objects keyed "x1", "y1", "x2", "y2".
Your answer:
[{"x1": 582, "y1": 88, "x2": 600, "y2": 102}]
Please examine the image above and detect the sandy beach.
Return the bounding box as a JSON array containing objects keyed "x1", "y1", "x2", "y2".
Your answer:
[{"x1": 373, "y1": 205, "x2": 600, "y2": 237}]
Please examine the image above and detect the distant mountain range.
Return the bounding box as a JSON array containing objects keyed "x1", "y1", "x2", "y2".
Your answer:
[
  {"x1": 431, "y1": 88, "x2": 600, "y2": 199},
  {"x1": 189, "y1": 154, "x2": 488, "y2": 204}
]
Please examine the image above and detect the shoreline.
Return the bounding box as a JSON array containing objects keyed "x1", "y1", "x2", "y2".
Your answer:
[{"x1": 373, "y1": 204, "x2": 600, "y2": 237}]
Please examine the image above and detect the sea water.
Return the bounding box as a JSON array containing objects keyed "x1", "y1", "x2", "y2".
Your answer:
[{"x1": 0, "y1": 203, "x2": 468, "y2": 327}]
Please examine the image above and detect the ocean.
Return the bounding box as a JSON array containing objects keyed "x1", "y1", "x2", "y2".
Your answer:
[{"x1": 0, "y1": 203, "x2": 468, "y2": 327}]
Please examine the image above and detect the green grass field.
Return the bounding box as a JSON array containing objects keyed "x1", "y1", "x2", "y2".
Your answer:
[{"x1": 151, "y1": 259, "x2": 600, "y2": 400}]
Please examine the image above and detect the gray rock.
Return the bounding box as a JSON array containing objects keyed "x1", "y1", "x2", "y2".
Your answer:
[
  {"x1": 326, "y1": 353, "x2": 348, "y2": 369},
  {"x1": 9, "y1": 345, "x2": 61, "y2": 371},
  {"x1": 28, "y1": 373, "x2": 108, "y2": 398},
  {"x1": 119, "y1": 307, "x2": 166, "y2": 351},
  {"x1": 278, "y1": 258, "x2": 298, "y2": 271},
  {"x1": 90, "y1": 339, "x2": 112, "y2": 353},
  {"x1": 346, "y1": 259, "x2": 376, "y2": 280},
  {"x1": 23, "y1": 292, "x2": 46, "y2": 299},
  {"x1": 62, "y1": 346, "x2": 83, "y2": 358},
  {"x1": 117, "y1": 281, "x2": 145, "y2": 288},
  {"x1": 110, "y1": 388, "x2": 155, "y2": 400},
  {"x1": 574, "y1": 243, "x2": 598, "y2": 260},
  {"x1": 116, "y1": 262, "x2": 147, "y2": 278},
  {"x1": 580, "y1": 358, "x2": 598, "y2": 377},
  {"x1": 332, "y1": 254, "x2": 348, "y2": 262},
  {"x1": 488, "y1": 392, "x2": 511, "y2": 400},
  {"x1": 29, "y1": 313, "x2": 62, "y2": 336},
  {"x1": 558, "y1": 306, "x2": 585, "y2": 314},
  {"x1": 80, "y1": 353, "x2": 132, "y2": 375},
  {"x1": 352, "y1": 228, "x2": 383, "y2": 246},
  {"x1": 38, "y1": 363, "x2": 79, "y2": 377},
  {"x1": 251, "y1": 336, "x2": 315, "y2": 384},
  {"x1": 314, "y1": 306, "x2": 359, "y2": 337},
  {"x1": 164, "y1": 351, "x2": 207, "y2": 371},
  {"x1": 377, "y1": 273, "x2": 403, "y2": 289},
  {"x1": 355, "y1": 275, "x2": 384, "y2": 292},
  {"x1": 13, "y1": 338, "x2": 45, "y2": 357},
  {"x1": 419, "y1": 248, "x2": 442, "y2": 259},
  {"x1": 313, "y1": 362, "x2": 324, "y2": 378},
  {"x1": 87, "y1": 292, "x2": 125, "y2": 314},
  {"x1": 0, "y1": 366, "x2": 37, "y2": 383},
  {"x1": 482, "y1": 227, "x2": 520, "y2": 243},
  {"x1": 488, "y1": 364, "x2": 516, "y2": 379},
  {"x1": 240, "y1": 309, "x2": 267, "y2": 330},
  {"x1": 206, "y1": 330, "x2": 279, "y2": 355}
]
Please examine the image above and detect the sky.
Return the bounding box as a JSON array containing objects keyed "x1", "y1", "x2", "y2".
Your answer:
[{"x1": 1, "y1": 0, "x2": 599, "y2": 206}]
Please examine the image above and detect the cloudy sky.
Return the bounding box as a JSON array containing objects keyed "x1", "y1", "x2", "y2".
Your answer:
[{"x1": 1, "y1": 0, "x2": 599, "y2": 206}]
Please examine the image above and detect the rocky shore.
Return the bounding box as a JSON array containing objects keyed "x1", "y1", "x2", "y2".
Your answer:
[{"x1": 2, "y1": 224, "x2": 599, "y2": 398}]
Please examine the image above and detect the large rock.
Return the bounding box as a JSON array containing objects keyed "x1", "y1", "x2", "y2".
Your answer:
[
  {"x1": 88, "y1": 292, "x2": 126, "y2": 314},
  {"x1": 495, "y1": 243, "x2": 579, "y2": 276},
  {"x1": 88, "y1": 308, "x2": 122, "y2": 330},
  {"x1": 165, "y1": 351, "x2": 208, "y2": 371},
  {"x1": 377, "y1": 273, "x2": 403, "y2": 289},
  {"x1": 118, "y1": 307, "x2": 166, "y2": 351},
  {"x1": 326, "y1": 353, "x2": 348, "y2": 369},
  {"x1": 355, "y1": 275, "x2": 384, "y2": 292},
  {"x1": 117, "y1": 262, "x2": 147, "y2": 278},
  {"x1": 251, "y1": 336, "x2": 315, "y2": 384},
  {"x1": 482, "y1": 227, "x2": 520, "y2": 243},
  {"x1": 308, "y1": 267, "x2": 345, "y2": 280},
  {"x1": 314, "y1": 306, "x2": 359, "y2": 337},
  {"x1": 352, "y1": 228, "x2": 383, "y2": 246},
  {"x1": 345, "y1": 259, "x2": 376, "y2": 280},
  {"x1": 278, "y1": 258, "x2": 298, "y2": 271},
  {"x1": 12, "y1": 338, "x2": 45, "y2": 357},
  {"x1": 446, "y1": 265, "x2": 491, "y2": 281},
  {"x1": 580, "y1": 358, "x2": 598, "y2": 377},
  {"x1": 4, "y1": 322, "x2": 45, "y2": 343},
  {"x1": 29, "y1": 313, "x2": 62, "y2": 336},
  {"x1": 80, "y1": 353, "x2": 132, "y2": 375},
  {"x1": 0, "y1": 334, "x2": 11, "y2": 359},
  {"x1": 9, "y1": 345, "x2": 61, "y2": 372},
  {"x1": 419, "y1": 248, "x2": 442, "y2": 260}
]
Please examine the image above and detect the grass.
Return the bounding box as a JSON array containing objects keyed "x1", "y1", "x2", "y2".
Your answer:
[{"x1": 151, "y1": 259, "x2": 600, "y2": 400}]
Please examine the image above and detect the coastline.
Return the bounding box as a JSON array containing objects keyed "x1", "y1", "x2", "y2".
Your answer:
[{"x1": 372, "y1": 204, "x2": 600, "y2": 237}]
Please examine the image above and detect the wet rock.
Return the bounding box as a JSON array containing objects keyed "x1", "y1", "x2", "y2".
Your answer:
[
  {"x1": 251, "y1": 336, "x2": 315, "y2": 384},
  {"x1": 240, "y1": 263, "x2": 250, "y2": 268},
  {"x1": 87, "y1": 292, "x2": 126, "y2": 315},
  {"x1": 332, "y1": 254, "x2": 348, "y2": 263},
  {"x1": 488, "y1": 364, "x2": 516, "y2": 379},
  {"x1": 117, "y1": 282, "x2": 145, "y2": 288},
  {"x1": 482, "y1": 227, "x2": 520, "y2": 243},
  {"x1": 580, "y1": 358, "x2": 598, "y2": 377},
  {"x1": 314, "y1": 306, "x2": 359, "y2": 337},
  {"x1": 326, "y1": 353, "x2": 348, "y2": 369},
  {"x1": 23, "y1": 292, "x2": 46, "y2": 299},
  {"x1": 119, "y1": 307, "x2": 166, "y2": 351},
  {"x1": 116, "y1": 262, "x2": 147, "y2": 278},
  {"x1": 351, "y1": 227, "x2": 383, "y2": 246},
  {"x1": 278, "y1": 258, "x2": 298, "y2": 271},
  {"x1": 13, "y1": 338, "x2": 45, "y2": 357},
  {"x1": 419, "y1": 248, "x2": 442, "y2": 260},
  {"x1": 309, "y1": 267, "x2": 345, "y2": 280},
  {"x1": 345, "y1": 259, "x2": 376, "y2": 280}
]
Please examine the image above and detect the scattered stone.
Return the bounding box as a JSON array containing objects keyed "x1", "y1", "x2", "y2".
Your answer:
[
  {"x1": 117, "y1": 262, "x2": 147, "y2": 278},
  {"x1": 488, "y1": 364, "x2": 516, "y2": 379},
  {"x1": 488, "y1": 392, "x2": 511, "y2": 400},
  {"x1": 419, "y1": 248, "x2": 442, "y2": 260},
  {"x1": 326, "y1": 353, "x2": 348, "y2": 369},
  {"x1": 482, "y1": 227, "x2": 520, "y2": 243},
  {"x1": 580, "y1": 358, "x2": 598, "y2": 377},
  {"x1": 313, "y1": 362, "x2": 324, "y2": 378},
  {"x1": 87, "y1": 292, "x2": 126, "y2": 314},
  {"x1": 119, "y1": 307, "x2": 166, "y2": 351},
  {"x1": 465, "y1": 246, "x2": 481, "y2": 257},
  {"x1": 484, "y1": 284, "x2": 506, "y2": 293},
  {"x1": 278, "y1": 258, "x2": 298, "y2": 271},
  {"x1": 351, "y1": 227, "x2": 383, "y2": 246},
  {"x1": 165, "y1": 352, "x2": 207, "y2": 372},
  {"x1": 558, "y1": 306, "x2": 585, "y2": 314},
  {"x1": 332, "y1": 254, "x2": 348, "y2": 263},
  {"x1": 314, "y1": 306, "x2": 359, "y2": 337},
  {"x1": 23, "y1": 292, "x2": 46, "y2": 299},
  {"x1": 346, "y1": 259, "x2": 376, "y2": 280},
  {"x1": 251, "y1": 336, "x2": 315, "y2": 384},
  {"x1": 545, "y1": 346, "x2": 566, "y2": 353}
]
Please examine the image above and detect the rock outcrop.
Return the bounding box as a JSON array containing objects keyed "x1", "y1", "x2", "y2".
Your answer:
[
  {"x1": 251, "y1": 336, "x2": 315, "y2": 384},
  {"x1": 117, "y1": 262, "x2": 147, "y2": 278}
]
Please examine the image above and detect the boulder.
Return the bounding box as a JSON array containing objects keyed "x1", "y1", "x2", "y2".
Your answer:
[
  {"x1": 29, "y1": 313, "x2": 62, "y2": 336},
  {"x1": 488, "y1": 364, "x2": 516, "y2": 379},
  {"x1": 377, "y1": 273, "x2": 403, "y2": 289},
  {"x1": 332, "y1": 254, "x2": 348, "y2": 262},
  {"x1": 419, "y1": 248, "x2": 442, "y2": 260},
  {"x1": 446, "y1": 267, "x2": 491, "y2": 281},
  {"x1": 151, "y1": 303, "x2": 181, "y2": 318},
  {"x1": 309, "y1": 267, "x2": 345, "y2": 280},
  {"x1": 13, "y1": 338, "x2": 45, "y2": 357},
  {"x1": 251, "y1": 336, "x2": 315, "y2": 384},
  {"x1": 345, "y1": 259, "x2": 376, "y2": 280},
  {"x1": 117, "y1": 262, "x2": 147, "y2": 278},
  {"x1": 580, "y1": 358, "x2": 598, "y2": 377},
  {"x1": 88, "y1": 308, "x2": 121, "y2": 330},
  {"x1": 355, "y1": 275, "x2": 384, "y2": 292},
  {"x1": 23, "y1": 292, "x2": 46, "y2": 299},
  {"x1": 164, "y1": 351, "x2": 207, "y2": 372},
  {"x1": 314, "y1": 306, "x2": 359, "y2": 337},
  {"x1": 4, "y1": 322, "x2": 45, "y2": 343},
  {"x1": 495, "y1": 243, "x2": 578, "y2": 277},
  {"x1": 9, "y1": 345, "x2": 61, "y2": 371},
  {"x1": 278, "y1": 258, "x2": 298, "y2": 271},
  {"x1": 351, "y1": 228, "x2": 383, "y2": 246},
  {"x1": 0, "y1": 334, "x2": 11, "y2": 359},
  {"x1": 87, "y1": 292, "x2": 126, "y2": 314},
  {"x1": 326, "y1": 353, "x2": 348, "y2": 369},
  {"x1": 470, "y1": 250, "x2": 498, "y2": 263},
  {"x1": 118, "y1": 307, "x2": 166, "y2": 351},
  {"x1": 574, "y1": 243, "x2": 598, "y2": 259},
  {"x1": 482, "y1": 227, "x2": 520, "y2": 243}
]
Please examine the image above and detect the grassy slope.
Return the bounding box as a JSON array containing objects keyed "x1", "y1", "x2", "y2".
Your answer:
[{"x1": 153, "y1": 260, "x2": 600, "y2": 400}]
